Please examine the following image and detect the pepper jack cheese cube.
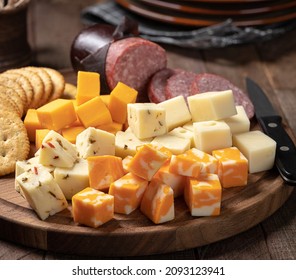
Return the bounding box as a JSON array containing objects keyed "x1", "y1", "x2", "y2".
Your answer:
[
  {"x1": 16, "y1": 166, "x2": 68, "y2": 220},
  {"x1": 157, "y1": 95, "x2": 192, "y2": 131},
  {"x1": 37, "y1": 99, "x2": 77, "y2": 131},
  {"x1": 188, "y1": 90, "x2": 237, "y2": 122},
  {"x1": 76, "y1": 71, "x2": 100, "y2": 105},
  {"x1": 128, "y1": 144, "x2": 170, "y2": 181},
  {"x1": 39, "y1": 130, "x2": 78, "y2": 168},
  {"x1": 76, "y1": 127, "x2": 115, "y2": 159},
  {"x1": 233, "y1": 130, "x2": 276, "y2": 173},
  {"x1": 24, "y1": 109, "x2": 44, "y2": 142},
  {"x1": 87, "y1": 155, "x2": 125, "y2": 191},
  {"x1": 54, "y1": 158, "x2": 89, "y2": 200},
  {"x1": 169, "y1": 154, "x2": 202, "y2": 178},
  {"x1": 222, "y1": 106, "x2": 250, "y2": 134},
  {"x1": 127, "y1": 103, "x2": 167, "y2": 139},
  {"x1": 140, "y1": 179, "x2": 174, "y2": 224},
  {"x1": 212, "y1": 147, "x2": 248, "y2": 188},
  {"x1": 72, "y1": 187, "x2": 114, "y2": 228},
  {"x1": 193, "y1": 121, "x2": 232, "y2": 154},
  {"x1": 108, "y1": 82, "x2": 138, "y2": 124},
  {"x1": 109, "y1": 172, "x2": 148, "y2": 215},
  {"x1": 184, "y1": 174, "x2": 222, "y2": 216}
]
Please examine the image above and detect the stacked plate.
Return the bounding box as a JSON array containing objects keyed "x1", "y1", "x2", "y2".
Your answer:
[{"x1": 115, "y1": 0, "x2": 296, "y2": 27}]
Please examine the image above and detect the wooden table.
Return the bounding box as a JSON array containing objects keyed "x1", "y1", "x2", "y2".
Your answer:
[{"x1": 1, "y1": 0, "x2": 296, "y2": 260}]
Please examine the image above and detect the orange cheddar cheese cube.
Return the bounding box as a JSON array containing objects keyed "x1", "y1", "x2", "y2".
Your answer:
[
  {"x1": 169, "y1": 154, "x2": 201, "y2": 178},
  {"x1": 153, "y1": 160, "x2": 186, "y2": 198},
  {"x1": 35, "y1": 129, "x2": 50, "y2": 150},
  {"x1": 100, "y1": 94, "x2": 111, "y2": 107},
  {"x1": 96, "y1": 121, "x2": 123, "y2": 135},
  {"x1": 140, "y1": 179, "x2": 174, "y2": 224},
  {"x1": 76, "y1": 96, "x2": 112, "y2": 128},
  {"x1": 72, "y1": 187, "x2": 114, "y2": 228},
  {"x1": 87, "y1": 155, "x2": 125, "y2": 191},
  {"x1": 128, "y1": 144, "x2": 170, "y2": 181},
  {"x1": 108, "y1": 82, "x2": 138, "y2": 124},
  {"x1": 76, "y1": 71, "x2": 100, "y2": 105},
  {"x1": 212, "y1": 147, "x2": 248, "y2": 188},
  {"x1": 109, "y1": 172, "x2": 148, "y2": 214},
  {"x1": 184, "y1": 174, "x2": 222, "y2": 216},
  {"x1": 61, "y1": 126, "x2": 85, "y2": 144},
  {"x1": 37, "y1": 99, "x2": 77, "y2": 131},
  {"x1": 24, "y1": 109, "x2": 44, "y2": 142}
]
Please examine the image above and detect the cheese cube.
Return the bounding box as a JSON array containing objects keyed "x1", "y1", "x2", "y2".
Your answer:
[
  {"x1": 223, "y1": 106, "x2": 250, "y2": 134},
  {"x1": 76, "y1": 71, "x2": 100, "y2": 105},
  {"x1": 39, "y1": 130, "x2": 78, "y2": 168},
  {"x1": 72, "y1": 187, "x2": 114, "y2": 228},
  {"x1": 128, "y1": 144, "x2": 170, "y2": 181},
  {"x1": 183, "y1": 122, "x2": 194, "y2": 132},
  {"x1": 193, "y1": 121, "x2": 232, "y2": 154},
  {"x1": 76, "y1": 96, "x2": 112, "y2": 128},
  {"x1": 151, "y1": 134, "x2": 191, "y2": 155},
  {"x1": 169, "y1": 154, "x2": 201, "y2": 178},
  {"x1": 100, "y1": 94, "x2": 111, "y2": 107},
  {"x1": 87, "y1": 155, "x2": 125, "y2": 191},
  {"x1": 54, "y1": 158, "x2": 89, "y2": 200},
  {"x1": 233, "y1": 130, "x2": 276, "y2": 173},
  {"x1": 188, "y1": 90, "x2": 237, "y2": 122},
  {"x1": 16, "y1": 166, "x2": 68, "y2": 220},
  {"x1": 115, "y1": 130, "x2": 152, "y2": 158},
  {"x1": 37, "y1": 99, "x2": 77, "y2": 131},
  {"x1": 140, "y1": 179, "x2": 174, "y2": 224},
  {"x1": 96, "y1": 122, "x2": 123, "y2": 135},
  {"x1": 153, "y1": 161, "x2": 186, "y2": 198},
  {"x1": 127, "y1": 103, "x2": 167, "y2": 139},
  {"x1": 109, "y1": 172, "x2": 148, "y2": 214},
  {"x1": 76, "y1": 127, "x2": 115, "y2": 159},
  {"x1": 212, "y1": 147, "x2": 248, "y2": 188},
  {"x1": 184, "y1": 174, "x2": 222, "y2": 216},
  {"x1": 157, "y1": 95, "x2": 191, "y2": 131},
  {"x1": 24, "y1": 109, "x2": 43, "y2": 142},
  {"x1": 169, "y1": 127, "x2": 195, "y2": 148},
  {"x1": 35, "y1": 129, "x2": 50, "y2": 150},
  {"x1": 122, "y1": 155, "x2": 133, "y2": 173},
  {"x1": 61, "y1": 126, "x2": 85, "y2": 144},
  {"x1": 108, "y1": 82, "x2": 138, "y2": 124}
]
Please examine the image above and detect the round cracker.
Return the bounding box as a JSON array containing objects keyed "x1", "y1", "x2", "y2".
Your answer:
[
  {"x1": 0, "y1": 85, "x2": 24, "y2": 117},
  {"x1": 42, "y1": 67, "x2": 65, "y2": 101},
  {"x1": 62, "y1": 83, "x2": 77, "y2": 99},
  {"x1": 0, "y1": 90, "x2": 22, "y2": 117},
  {"x1": 0, "y1": 113, "x2": 30, "y2": 176}
]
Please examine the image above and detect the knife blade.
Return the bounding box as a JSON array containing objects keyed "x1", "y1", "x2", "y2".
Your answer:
[{"x1": 246, "y1": 77, "x2": 296, "y2": 185}]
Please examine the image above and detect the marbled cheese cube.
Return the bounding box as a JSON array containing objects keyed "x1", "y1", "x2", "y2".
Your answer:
[
  {"x1": 140, "y1": 179, "x2": 174, "y2": 224},
  {"x1": 122, "y1": 155, "x2": 133, "y2": 173},
  {"x1": 212, "y1": 147, "x2": 248, "y2": 188},
  {"x1": 193, "y1": 121, "x2": 232, "y2": 154},
  {"x1": 157, "y1": 95, "x2": 191, "y2": 131},
  {"x1": 128, "y1": 144, "x2": 170, "y2": 181},
  {"x1": 16, "y1": 166, "x2": 68, "y2": 220},
  {"x1": 54, "y1": 158, "x2": 89, "y2": 200},
  {"x1": 109, "y1": 172, "x2": 148, "y2": 214},
  {"x1": 127, "y1": 103, "x2": 167, "y2": 139},
  {"x1": 169, "y1": 127, "x2": 195, "y2": 148},
  {"x1": 222, "y1": 106, "x2": 250, "y2": 134},
  {"x1": 188, "y1": 90, "x2": 237, "y2": 122},
  {"x1": 184, "y1": 174, "x2": 222, "y2": 216},
  {"x1": 39, "y1": 130, "x2": 78, "y2": 168},
  {"x1": 72, "y1": 187, "x2": 114, "y2": 228},
  {"x1": 169, "y1": 154, "x2": 202, "y2": 178},
  {"x1": 76, "y1": 127, "x2": 115, "y2": 159},
  {"x1": 233, "y1": 130, "x2": 276, "y2": 173}
]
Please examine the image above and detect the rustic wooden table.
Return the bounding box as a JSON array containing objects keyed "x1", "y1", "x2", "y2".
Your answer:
[{"x1": 1, "y1": 0, "x2": 296, "y2": 260}]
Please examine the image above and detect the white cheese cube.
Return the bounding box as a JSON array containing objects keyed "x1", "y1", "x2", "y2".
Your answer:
[
  {"x1": 127, "y1": 103, "x2": 167, "y2": 139},
  {"x1": 115, "y1": 130, "x2": 152, "y2": 158},
  {"x1": 157, "y1": 96, "x2": 191, "y2": 131},
  {"x1": 182, "y1": 122, "x2": 194, "y2": 132},
  {"x1": 76, "y1": 127, "x2": 115, "y2": 159},
  {"x1": 233, "y1": 130, "x2": 276, "y2": 173},
  {"x1": 39, "y1": 130, "x2": 78, "y2": 168},
  {"x1": 188, "y1": 90, "x2": 237, "y2": 122},
  {"x1": 223, "y1": 106, "x2": 250, "y2": 134},
  {"x1": 54, "y1": 158, "x2": 89, "y2": 200},
  {"x1": 169, "y1": 127, "x2": 195, "y2": 148},
  {"x1": 193, "y1": 121, "x2": 232, "y2": 153},
  {"x1": 151, "y1": 134, "x2": 191, "y2": 155},
  {"x1": 16, "y1": 166, "x2": 68, "y2": 220}
]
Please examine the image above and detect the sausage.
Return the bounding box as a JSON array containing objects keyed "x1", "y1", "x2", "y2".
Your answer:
[{"x1": 191, "y1": 73, "x2": 254, "y2": 118}]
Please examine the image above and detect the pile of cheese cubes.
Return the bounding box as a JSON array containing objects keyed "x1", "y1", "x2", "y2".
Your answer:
[{"x1": 15, "y1": 71, "x2": 277, "y2": 228}]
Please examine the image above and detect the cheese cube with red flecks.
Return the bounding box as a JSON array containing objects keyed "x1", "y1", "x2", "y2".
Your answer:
[
  {"x1": 109, "y1": 172, "x2": 148, "y2": 214},
  {"x1": 169, "y1": 154, "x2": 202, "y2": 178},
  {"x1": 212, "y1": 147, "x2": 248, "y2": 188},
  {"x1": 140, "y1": 179, "x2": 174, "y2": 224},
  {"x1": 184, "y1": 174, "x2": 222, "y2": 216},
  {"x1": 72, "y1": 187, "x2": 114, "y2": 228}
]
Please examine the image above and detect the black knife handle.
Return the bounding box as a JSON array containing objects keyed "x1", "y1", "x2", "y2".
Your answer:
[{"x1": 259, "y1": 115, "x2": 296, "y2": 185}]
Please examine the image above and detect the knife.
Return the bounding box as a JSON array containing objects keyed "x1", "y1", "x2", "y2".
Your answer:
[{"x1": 246, "y1": 77, "x2": 296, "y2": 186}]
